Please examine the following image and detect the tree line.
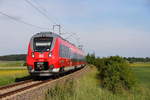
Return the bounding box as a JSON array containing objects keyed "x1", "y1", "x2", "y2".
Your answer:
[
  {"x1": 0, "y1": 54, "x2": 26, "y2": 61},
  {"x1": 124, "y1": 57, "x2": 150, "y2": 63},
  {"x1": 0, "y1": 53, "x2": 150, "y2": 62}
]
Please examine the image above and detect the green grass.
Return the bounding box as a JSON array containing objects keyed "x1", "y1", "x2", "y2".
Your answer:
[
  {"x1": 46, "y1": 66, "x2": 150, "y2": 100},
  {"x1": 130, "y1": 62, "x2": 150, "y2": 67},
  {"x1": 130, "y1": 63, "x2": 150, "y2": 88},
  {"x1": 0, "y1": 61, "x2": 29, "y2": 86},
  {"x1": 0, "y1": 69, "x2": 29, "y2": 86},
  {"x1": 0, "y1": 61, "x2": 25, "y2": 67}
]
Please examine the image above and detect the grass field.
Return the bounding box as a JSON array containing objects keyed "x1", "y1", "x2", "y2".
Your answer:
[
  {"x1": 46, "y1": 65, "x2": 150, "y2": 100},
  {"x1": 0, "y1": 61, "x2": 25, "y2": 67},
  {"x1": 130, "y1": 63, "x2": 150, "y2": 88},
  {"x1": 130, "y1": 62, "x2": 150, "y2": 67},
  {"x1": 0, "y1": 69, "x2": 29, "y2": 86}
]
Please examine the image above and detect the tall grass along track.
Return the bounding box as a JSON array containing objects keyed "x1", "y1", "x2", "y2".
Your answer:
[{"x1": 0, "y1": 66, "x2": 89, "y2": 100}]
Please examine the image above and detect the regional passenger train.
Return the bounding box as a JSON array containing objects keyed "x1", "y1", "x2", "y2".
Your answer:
[{"x1": 26, "y1": 32, "x2": 86, "y2": 76}]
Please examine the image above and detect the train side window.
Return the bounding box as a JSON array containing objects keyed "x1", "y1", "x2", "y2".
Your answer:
[
  {"x1": 59, "y1": 44, "x2": 62, "y2": 57},
  {"x1": 68, "y1": 48, "x2": 71, "y2": 58},
  {"x1": 59, "y1": 44, "x2": 64, "y2": 58}
]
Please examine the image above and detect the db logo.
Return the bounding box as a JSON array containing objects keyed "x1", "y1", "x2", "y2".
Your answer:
[{"x1": 39, "y1": 54, "x2": 44, "y2": 58}]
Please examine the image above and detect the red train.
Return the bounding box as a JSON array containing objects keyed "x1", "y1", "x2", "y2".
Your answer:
[{"x1": 26, "y1": 32, "x2": 86, "y2": 76}]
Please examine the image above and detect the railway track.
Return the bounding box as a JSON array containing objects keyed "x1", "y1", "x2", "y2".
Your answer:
[
  {"x1": 0, "y1": 80, "x2": 44, "y2": 99},
  {"x1": 0, "y1": 67, "x2": 87, "y2": 100},
  {"x1": 0, "y1": 80, "x2": 33, "y2": 90}
]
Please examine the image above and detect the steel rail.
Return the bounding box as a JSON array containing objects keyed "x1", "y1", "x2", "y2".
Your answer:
[{"x1": 0, "y1": 80, "x2": 33, "y2": 90}]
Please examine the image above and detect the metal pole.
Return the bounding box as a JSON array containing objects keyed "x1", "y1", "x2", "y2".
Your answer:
[
  {"x1": 53, "y1": 24, "x2": 61, "y2": 35},
  {"x1": 58, "y1": 25, "x2": 61, "y2": 35}
]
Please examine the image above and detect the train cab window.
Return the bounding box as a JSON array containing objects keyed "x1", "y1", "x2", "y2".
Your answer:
[{"x1": 33, "y1": 37, "x2": 53, "y2": 52}]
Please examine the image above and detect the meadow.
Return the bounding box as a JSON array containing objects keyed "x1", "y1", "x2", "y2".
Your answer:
[
  {"x1": 0, "y1": 69, "x2": 29, "y2": 86},
  {"x1": 0, "y1": 61, "x2": 25, "y2": 67},
  {"x1": 0, "y1": 61, "x2": 29, "y2": 86},
  {"x1": 130, "y1": 62, "x2": 150, "y2": 67},
  {"x1": 130, "y1": 63, "x2": 150, "y2": 88},
  {"x1": 46, "y1": 64, "x2": 150, "y2": 100}
]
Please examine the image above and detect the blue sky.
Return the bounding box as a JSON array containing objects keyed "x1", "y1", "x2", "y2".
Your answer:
[{"x1": 0, "y1": 0, "x2": 150, "y2": 57}]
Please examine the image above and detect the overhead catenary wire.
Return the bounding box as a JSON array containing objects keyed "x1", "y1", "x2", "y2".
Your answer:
[
  {"x1": 32, "y1": 0, "x2": 63, "y2": 25},
  {"x1": 24, "y1": 0, "x2": 58, "y2": 25},
  {"x1": 0, "y1": 1, "x2": 83, "y2": 48},
  {"x1": 28, "y1": 0, "x2": 67, "y2": 34},
  {"x1": 0, "y1": 11, "x2": 49, "y2": 29},
  {"x1": 65, "y1": 32, "x2": 80, "y2": 41},
  {"x1": 64, "y1": 32, "x2": 81, "y2": 46},
  {"x1": 65, "y1": 33, "x2": 76, "y2": 39},
  {"x1": 24, "y1": 0, "x2": 82, "y2": 47}
]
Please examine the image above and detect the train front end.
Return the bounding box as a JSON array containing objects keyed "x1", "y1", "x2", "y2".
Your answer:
[{"x1": 26, "y1": 32, "x2": 58, "y2": 76}]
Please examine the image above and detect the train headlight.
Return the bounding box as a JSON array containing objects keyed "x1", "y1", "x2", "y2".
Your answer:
[
  {"x1": 32, "y1": 52, "x2": 35, "y2": 58},
  {"x1": 49, "y1": 52, "x2": 52, "y2": 57}
]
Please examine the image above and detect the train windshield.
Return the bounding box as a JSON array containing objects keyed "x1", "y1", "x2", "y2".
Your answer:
[{"x1": 33, "y1": 37, "x2": 53, "y2": 52}]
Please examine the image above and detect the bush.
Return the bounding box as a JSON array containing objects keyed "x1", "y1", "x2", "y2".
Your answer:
[
  {"x1": 97, "y1": 56, "x2": 136, "y2": 93},
  {"x1": 86, "y1": 53, "x2": 96, "y2": 65}
]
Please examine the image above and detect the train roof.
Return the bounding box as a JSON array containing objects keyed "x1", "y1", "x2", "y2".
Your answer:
[
  {"x1": 32, "y1": 32, "x2": 83, "y2": 51},
  {"x1": 33, "y1": 32, "x2": 59, "y2": 38}
]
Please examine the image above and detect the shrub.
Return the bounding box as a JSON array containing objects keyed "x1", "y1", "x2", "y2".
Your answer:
[
  {"x1": 86, "y1": 53, "x2": 96, "y2": 65},
  {"x1": 97, "y1": 56, "x2": 136, "y2": 93}
]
